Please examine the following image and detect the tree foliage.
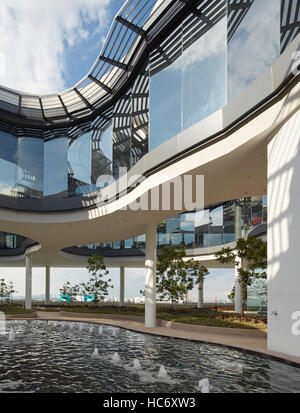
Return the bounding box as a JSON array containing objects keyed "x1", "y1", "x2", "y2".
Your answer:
[
  {"x1": 0, "y1": 278, "x2": 16, "y2": 303},
  {"x1": 215, "y1": 235, "x2": 267, "y2": 307},
  {"x1": 59, "y1": 281, "x2": 79, "y2": 301},
  {"x1": 83, "y1": 254, "x2": 113, "y2": 302},
  {"x1": 152, "y1": 246, "x2": 209, "y2": 309}
]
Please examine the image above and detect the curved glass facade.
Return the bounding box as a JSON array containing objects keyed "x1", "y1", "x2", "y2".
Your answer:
[
  {"x1": 74, "y1": 195, "x2": 267, "y2": 253},
  {"x1": 0, "y1": 232, "x2": 24, "y2": 250},
  {"x1": 0, "y1": 0, "x2": 297, "y2": 200}
]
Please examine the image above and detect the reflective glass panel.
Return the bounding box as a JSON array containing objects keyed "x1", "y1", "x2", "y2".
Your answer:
[
  {"x1": 149, "y1": 25, "x2": 182, "y2": 150},
  {"x1": 18, "y1": 138, "x2": 43, "y2": 198},
  {"x1": 251, "y1": 196, "x2": 263, "y2": 226},
  {"x1": 131, "y1": 65, "x2": 149, "y2": 166},
  {"x1": 44, "y1": 138, "x2": 68, "y2": 197},
  {"x1": 0, "y1": 131, "x2": 18, "y2": 196},
  {"x1": 209, "y1": 205, "x2": 223, "y2": 246},
  {"x1": 113, "y1": 93, "x2": 131, "y2": 179},
  {"x1": 195, "y1": 209, "x2": 210, "y2": 248},
  {"x1": 223, "y1": 202, "x2": 235, "y2": 243},
  {"x1": 281, "y1": 0, "x2": 300, "y2": 52},
  {"x1": 91, "y1": 122, "x2": 113, "y2": 188},
  {"x1": 68, "y1": 133, "x2": 91, "y2": 196},
  {"x1": 262, "y1": 195, "x2": 267, "y2": 223},
  {"x1": 183, "y1": 15, "x2": 227, "y2": 130},
  {"x1": 228, "y1": 0, "x2": 280, "y2": 101}
]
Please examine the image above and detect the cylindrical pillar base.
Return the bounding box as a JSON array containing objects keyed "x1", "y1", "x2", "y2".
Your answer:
[
  {"x1": 197, "y1": 278, "x2": 204, "y2": 308},
  {"x1": 45, "y1": 266, "x2": 50, "y2": 305},
  {"x1": 145, "y1": 224, "x2": 157, "y2": 328},
  {"x1": 25, "y1": 255, "x2": 32, "y2": 310},
  {"x1": 120, "y1": 266, "x2": 125, "y2": 307}
]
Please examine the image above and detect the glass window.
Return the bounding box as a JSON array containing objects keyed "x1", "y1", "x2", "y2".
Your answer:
[
  {"x1": 68, "y1": 133, "x2": 91, "y2": 196},
  {"x1": 18, "y1": 137, "x2": 43, "y2": 198},
  {"x1": 195, "y1": 209, "x2": 210, "y2": 248},
  {"x1": 251, "y1": 196, "x2": 263, "y2": 226},
  {"x1": 131, "y1": 65, "x2": 149, "y2": 166},
  {"x1": 0, "y1": 131, "x2": 18, "y2": 196},
  {"x1": 91, "y1": 122, "x2": 113, "y2": 189},
  {"x1": 223, "y1": 202, "x2": 235, "y2": 243},
  {"x1": 149, "y1": 25, "x2": 182, "y2": 150},
  {"x1": 281, "y1": 0, "x2": 300, "y2": 52},
  {"x1": 228, "y1": 0, "x2": 280, "y2": 101},
  {"x1": 209, "y1": 205, "x2": 224, "y2": 246},
  {"x1": 44, "y1": 137, "x2": 68, "y2": 197},
  {"x1": 262, "y1": 195, "x2": 267, "y2": 223},
  {"x1": 182, "y1": 15, "x2": 227, "y2": 130},
  {"x1": 113, "y1": 93, "x2": 131, "y2": 179},
  {"x1": 124, "y1": 238, "x2": 134, "y2": 249}
]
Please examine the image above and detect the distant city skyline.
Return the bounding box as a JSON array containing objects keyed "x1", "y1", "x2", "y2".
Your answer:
[{"x1": 0, "y1": 267, "x2": 234, "y2": 303}]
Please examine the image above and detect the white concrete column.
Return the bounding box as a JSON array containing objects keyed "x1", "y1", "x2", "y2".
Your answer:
[
  {"x1": 197, "y1": 278, "x2": 204, "y2": 308},
  {"x1": 234, "y1": 202, "x2": 243, "y2": 314},
  {"x1": 120, "y1": 266, "x2": 125, "y2": 307},
  {"x1": 234, "y1": 256, "x2": 243, "y2": 314},
  {"x1": 145, "y1": 224, "x2": 157, "y2": 328},
  {"x1": 45, "y1": 266, "x2": 50, "y2": 305},
  {"x1": 25, "y1": 255, "x2": 32, "y2": 310},
  {"x1": 268, "y1": 110, "x2": 300, "y2": 357}
]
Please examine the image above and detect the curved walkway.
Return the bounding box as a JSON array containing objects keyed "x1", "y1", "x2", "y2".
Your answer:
[{"x1": 7, "y1": 311, "x2": 300, "y2": 366}]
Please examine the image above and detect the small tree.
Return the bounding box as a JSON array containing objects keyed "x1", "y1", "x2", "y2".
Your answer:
[
  {"x1": 85, "y1": 255, "x2": 113, "y2": 303},
  {"x1": 215, "y1": 235, "x2": 267, "y2": 313},
  {"x1": 59, "y1": 281, "x2": 79, "y2": 302},
  {"x1": 0, "y1": 279, "x2": 16, "y2": 303},
  {"x1": 149, "y1": 246, "x2": 209, "y2": 310}
]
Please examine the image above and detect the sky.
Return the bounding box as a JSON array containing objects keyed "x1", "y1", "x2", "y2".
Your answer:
[
  {"x1": 1, "y1": 267, "x2": 235, "y2": 303},
  {"x1": 0, "y1": 0, "x2": 235, "y2": 302}
]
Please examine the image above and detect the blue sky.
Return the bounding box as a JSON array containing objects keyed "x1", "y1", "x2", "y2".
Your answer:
[{"x1": 0, "y1": 0, "x2": 235, "y2": 302}]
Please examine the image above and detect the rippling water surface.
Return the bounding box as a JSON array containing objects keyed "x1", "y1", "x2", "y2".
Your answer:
[{"x1": 0, "y1": 320, "x2": 299, "y2": 393}]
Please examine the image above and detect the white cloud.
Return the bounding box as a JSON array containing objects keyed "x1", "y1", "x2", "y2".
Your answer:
[{"x1": 0, "y1": 0, "x2": 112, "y2": 94}]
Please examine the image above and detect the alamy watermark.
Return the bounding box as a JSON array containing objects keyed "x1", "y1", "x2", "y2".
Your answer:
[
  {"x1": 95, "y1": 168, "x2": 204, "y2": 211},
  {"x1": 291, "y1": 311, "x2": 300, "y2": 336}
]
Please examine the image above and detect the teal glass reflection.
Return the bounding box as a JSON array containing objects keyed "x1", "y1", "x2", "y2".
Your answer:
[
  {"x1": 0, "y1": 131, "x2": 18, "y2": 196},
  {"x1": 44, "y1": 138, "x2": 68, "y2": 197},
  {"x1": 18, "y1": 138, "x2": 43, "y2": 198},
  {"x1": 228, "y1": 0, "x2": 280, "y2": 101},
  {"x1": 183, "y1": 16, "x2": 227, "y2": 130},
  {"x1": 68, "y1": 133, "x2": 91, "y2": 196}
]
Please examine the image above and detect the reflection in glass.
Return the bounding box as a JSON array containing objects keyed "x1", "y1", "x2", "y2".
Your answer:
[
  {"x1": 44, "y1": 138, "x2": 68, "y2": 197},
  {"x1": 68, "y1": 133, "x2": 91, "y2": 196},
  {"x1": 209, "y1": 205, "x2": 223, "y2": 246},
  {"x1": 149, "y1": 25, "x2": 182, "y2": 151},
  {"x1": 113, "y1": 92, "x2": 131, "y2": 179},
  {"x1": 223, "y1": 202, "x2": 235, "y2": 243},
  {"x1": 131, "y1": 65, "x2": 149, "y2": 166},
  {"x1": 251, "y1": 196, "x2": 263, "y2": 226},
  {"x1": 228, "y1": 0, "x2": 280, "y2": 101},
  {"x1": 195, "y1": 209, "x2": 210, "y2": 248},
  {"x1": 183, "y1": 16, "x2": 227, "y2": 130},
  {"x1": 18, "y1": 138, "x2": 43, "y2": 198},
  {"x1": 91, "y1": 122, "x2": 113, "y2": 190},
  {"x1": 0, "y1": 131, "x2": 18, "y2": 196}
]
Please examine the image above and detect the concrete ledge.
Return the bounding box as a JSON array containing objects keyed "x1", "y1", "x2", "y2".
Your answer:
[
  {"x1": 60, "y1": 311, "x2": 266, "y2": 338},
  {"x1": 157, "y1": 319, "x2": 267, "y2": 338},
  {"x1": 6, "y1": 312, "x2": 38, "y2": 319},
  {"x1": 60, "y1": 311, "x2": 145, "y2": 323}
]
